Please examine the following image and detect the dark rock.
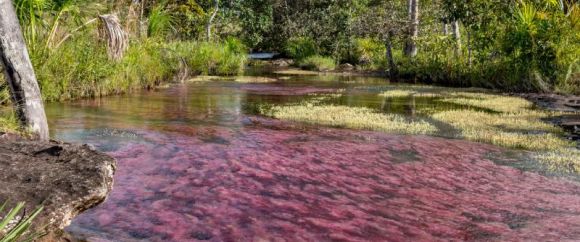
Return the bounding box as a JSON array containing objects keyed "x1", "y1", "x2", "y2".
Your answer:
[
  {"x1": 338, "y1": 63, "x2": 354, "y2": 71},
  {"x1": 0, "y1": 139, "x2": 116, "y2": 239},
  {"x1": 521, "y1": 93, "x2": 580, "y2": 112}
]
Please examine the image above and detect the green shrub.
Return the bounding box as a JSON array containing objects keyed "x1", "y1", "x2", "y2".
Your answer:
[
  {"x1": 299, "y1": 55, "x2": 336, "y2": 71},
  {"x1": 28, "y1": 34, "x2": 248, "y2": 102},
  {"x1": 353, "y1": 38, "x2": 386, "y2": 69},
  {"x1": 34, "y1": 33, "x2": 115, "y2": 101},
  {"x1": 284, "y1": 37, "x2": 318, "y2": 61},
  {"x1": 169, "y1": 40, "x2": 247, "y2": 76},
  {"x1": 33, "y1": 34, "x2": 175, "y2": 101}
]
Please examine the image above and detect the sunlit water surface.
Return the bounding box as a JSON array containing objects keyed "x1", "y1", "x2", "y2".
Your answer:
[{"x1": 45, "y1": 74, "x2": 580, "y2": 241}]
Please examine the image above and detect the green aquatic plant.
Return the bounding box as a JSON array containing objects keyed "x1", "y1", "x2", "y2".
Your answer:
[
  {"x1": 375, "y1": 86, "x2": 579, "y2": 171},
  {"x1": 534, "y1": 149, "x2": 580, "y2": 173},
  {"x1": 234, "y1": 77, "x2": 277, "y2": 83},
  {"x1": 432, "y1": 110, "x2": 568, "y2": 150},
  {"x1": 261, "y1": 103, "x2": 437, "y2": 135},
  {"x1": 439, "y1": 92, "x2": 534, "y2": 113},
  {"x1": 0, "y1": 201, "x2": 44, "y2": 242}
]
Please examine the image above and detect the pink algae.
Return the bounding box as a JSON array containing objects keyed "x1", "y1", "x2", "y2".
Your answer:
[{"x1": 66, "y1": 118, "x2": 580, "y2": 242}]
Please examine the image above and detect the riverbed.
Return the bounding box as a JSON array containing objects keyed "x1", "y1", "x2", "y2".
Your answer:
[{"x1": 46, "y1": 73, "x2": 580, "y2": 241}]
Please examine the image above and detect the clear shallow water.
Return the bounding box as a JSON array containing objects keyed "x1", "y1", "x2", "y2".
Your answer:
[{"x1": 45, "y1": 75, "x2": 580, "y2": 241}]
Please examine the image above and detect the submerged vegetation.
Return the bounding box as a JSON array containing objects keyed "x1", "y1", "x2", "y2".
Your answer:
[
  {"x1": 260, "y1": 86, "x2": 580, "y2": 172},
  {"x1": 261, "y1": 103, "x2": 437, "y2": 135}
]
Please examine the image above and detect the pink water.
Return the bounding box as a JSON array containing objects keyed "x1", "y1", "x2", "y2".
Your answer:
[{"x1": 46, "y1": 78, "x2": 580, "y2": 241}]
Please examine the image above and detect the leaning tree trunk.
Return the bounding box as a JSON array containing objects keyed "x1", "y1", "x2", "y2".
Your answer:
[
  {"x1": 451, "y1": 20, "x2": 462, "y2": 57},
  {"x1": 206, "y1": 0, "x2": 219, "y2": 41},
  {"x1": 0, "y1": 0, "x2": 49, "y2": 140},
  {"x1": 404, "y1": 0, "x2": 419, "y2": 58}
]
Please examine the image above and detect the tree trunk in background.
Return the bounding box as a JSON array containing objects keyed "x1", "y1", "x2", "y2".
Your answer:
[
  {"x1": 206, "y1": 0, "x2": 219, "y2": 41},
  {"x1": 386, "y1": 31, "x2": 397, "y2": 79},
  {"x1": 404, "y1": 0, "x2": 419, "y2": 58},
  {"x1": 451, "y1": 20, "x2": 461, "y2": 57},
  {"x1": 442, "y1": 22, "x2": 448, "y2": 35},
  {"x1": 0, "y1": 0, "x2": 49, "y2": 140},
  {"x1": 467, "y1": 30, "x2": 472, "y2": 67}
]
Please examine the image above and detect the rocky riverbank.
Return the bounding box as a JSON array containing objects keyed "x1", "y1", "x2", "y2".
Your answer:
[
  {"x1": 520, "y1": 93, "x2": 580, "y2": 148},
  {"x1": 0, "y1": 134, "x2": 116, "y2": 241}
]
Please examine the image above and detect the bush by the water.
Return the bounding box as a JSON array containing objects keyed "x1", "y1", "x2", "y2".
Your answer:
[
  {"x1": 168, "y1": 38, "x2": 248, "y2": 76},
  {"x1": 24, "y1": 35, "x2": 247, "y2": 102},
  {"x1": 284, "y1": 37, "x2": 318, "y2": 61},
  {"x1": 299, "y1": 56, "x2": 337, "y2": 71}
]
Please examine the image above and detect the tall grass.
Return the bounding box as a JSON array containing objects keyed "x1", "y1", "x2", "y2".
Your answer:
[
  {"x1": 168, "y1": 38, "x2": 247, "y2": 76},
  {"x1": 29, "y1": 34, "x2": 246, "y2": 101},
  {"x1": 284, "y1": 37, "x2": 318, "y2": 61},
  {"x1": 0, "y1": 201, "x2": 44, "y2": 241},
  {"x1": 299, "y1": 55, "x2": 337, "y2": 71}
]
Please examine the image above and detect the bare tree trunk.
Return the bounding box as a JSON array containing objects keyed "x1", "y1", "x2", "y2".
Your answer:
[
  {"x1": 0, "y1": 0, "x2": 49, "y2": 140},
  {"x1": 385, "y1": 31, "x2": 397, "y2": 79},
  {"x1": 451, "y1": 20, "x2": 461, "y2": 57},
  {"x1": 404, "y1": 0, "x2": 419, "y2": 58},
  {"x1": 206, "y1": 0, "x2": 219, "y2": 41},
  {"x1": 442, "y1": 22, "x2": 448, "y2": 35}
]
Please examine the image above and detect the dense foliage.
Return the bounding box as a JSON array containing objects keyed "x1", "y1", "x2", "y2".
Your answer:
[
  {"x1": 213, "y1": 0, "x2": 579, "y2": 93},
  {"x1": 0, "y1": 0, "x2": 578, "y2": 103}
]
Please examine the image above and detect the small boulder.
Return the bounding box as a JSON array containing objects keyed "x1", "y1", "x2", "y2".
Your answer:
[
  {"x1": 272, "y1": 59, "x2": 294, "y2": 67},
  {"x1": 338, "y1": 63, "x2": 354, "y2": 71},
  {"x1": 0, "y1": 138, "x2": 116, "y2": 239}
]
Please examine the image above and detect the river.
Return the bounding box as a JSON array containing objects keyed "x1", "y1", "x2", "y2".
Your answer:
[{"x1": 45, "y1": 73, "x2": 580, "y2": 241}]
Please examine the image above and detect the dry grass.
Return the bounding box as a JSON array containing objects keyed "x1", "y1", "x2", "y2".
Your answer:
[
  {"x1": 379, "y1": 89, "x2": 441, "y2": 98},
  {"x1": 274, "y1": 69, "x2": 322, "y2": 76},
  {"x1": 234, "y1": 77, "x2": 278, "y2": 83},
  {"x1": 261, "y1": 103, "x2": 437, "y2": 135},
  {"x1": 188, "y1": 76, "x2": 278, "y2": 83},
  {"x1": 187, "y1": 76, "x2": 230, "y2": 82}
]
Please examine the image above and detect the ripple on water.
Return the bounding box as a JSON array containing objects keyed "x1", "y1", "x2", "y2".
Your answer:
[{"x1": 65, "y1": 119, "x2": 580, "y2": 242}]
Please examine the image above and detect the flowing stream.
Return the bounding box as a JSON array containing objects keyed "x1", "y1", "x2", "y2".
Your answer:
[{"x1": 45, "y1": 73, "x2": 580, "y2": 241}]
